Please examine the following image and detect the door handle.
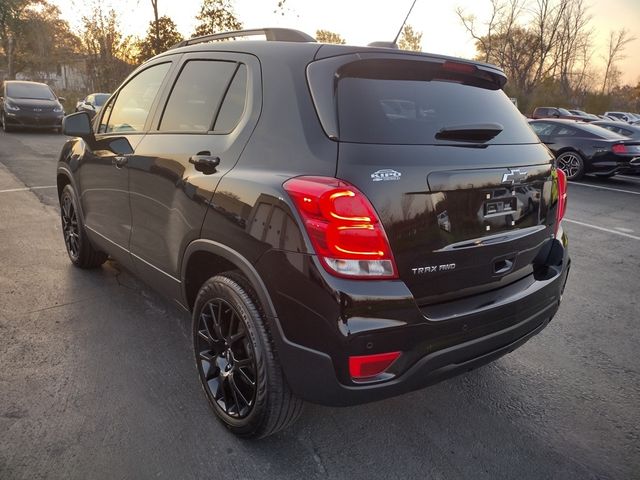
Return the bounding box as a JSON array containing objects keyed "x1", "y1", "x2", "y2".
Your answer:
[
  {"x1": 112, "y1": 156, "x2": 128, "y2": 168},
  {"x1": 189, "y1": 153, "x2": 220, "y2": 174}
]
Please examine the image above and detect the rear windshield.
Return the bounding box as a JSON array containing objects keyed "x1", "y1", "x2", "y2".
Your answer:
[
  {"x1": 94, "y1": 94, "x2": 110, "y2": 106},
  {"x1": 6, "y1": 83, "x2": 55, "y2": 100},
  {"x1": 336, "y1": 59, "x2": 538, "y2": 145},
  {"x1": 576, "y1": 123, "x2": 628, "y2": 140}
]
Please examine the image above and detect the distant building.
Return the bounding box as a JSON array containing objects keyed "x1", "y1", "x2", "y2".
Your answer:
[{"x1": 9, "y1": 58, "x2": 93, "y2": 92}]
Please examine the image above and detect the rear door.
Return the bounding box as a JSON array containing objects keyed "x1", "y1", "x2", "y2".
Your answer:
[
  {"x1": 309, "y1": 55, "x2": 556, "y2": 305},
  {"x1": 128, "y1": 52, "x2": 259, "y2": 297}
]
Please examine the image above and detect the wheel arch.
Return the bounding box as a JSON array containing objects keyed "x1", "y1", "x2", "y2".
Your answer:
[
  {"x1": 56, "y1": 170, "x2": 72, "y2": 201},
  {"x1": 181, "y1": 240, "x2": 277, "y2": 318}
]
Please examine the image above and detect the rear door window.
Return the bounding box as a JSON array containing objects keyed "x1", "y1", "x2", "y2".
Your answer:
[
  {"x1": 159, "y1": 60, "x2": 237, "y2": 132},
  {"x1": 335, "y1": 59, "x2": 538, "y2": 145}
]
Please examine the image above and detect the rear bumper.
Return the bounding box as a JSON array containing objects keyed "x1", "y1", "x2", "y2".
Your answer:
[
  {"x1": 274, "y1": 299, "x2": 557, "y2": 406},
  {"x1": 257, "y1": 234, "x2": 570, "y2": 407},
  {"x1": 590, "y1": 154, "x2": 640, "y2": 175}
]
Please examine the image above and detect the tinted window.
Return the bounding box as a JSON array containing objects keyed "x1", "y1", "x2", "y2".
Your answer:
[
  {"x1": 160, "y1": 60, "x2": 236, "y2": 132},
  {"x1": 94, "y1": 94, "x2": 109, "y2": 106},
  {"x1": 555, "y1": 126, "x2": 579, "y2": 136},
  {"x1": 6, "y1": 83, "x2": 55, "y2": 100},
  {"x1": 105, "y1": 62, "x2": 171, "y2": 133},
  {"x1": 214, "y1": 64, "x2": 247, "y2": 133},
  {"x1": 530, "y1": 122, "x2": 555, "y2": 136},
  {"x1": 336, "y1": 60, "x2": 538, "y2": 145},
  {"x1": 575, "y1": 123, "x2": 626, "y2": 140},
  {"x1": 558, "y1": 108, "x2": 572, "y2": 116}
]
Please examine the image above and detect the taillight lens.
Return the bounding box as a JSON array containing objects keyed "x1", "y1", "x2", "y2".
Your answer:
[
  {"x1": 283, "y1": 176, "x2": 398, "y2": 279},
  {"x1": 349, "y1": 351, "x2": 401, "y2": 380},
  {"x1": 442, "y1": 60, "x2": 477, "y2": 74},
  {"x1": 555, "y1": 168, "x2": 568, "y2": 237},
  {"x1": 612, "y1": 143, "x2": 628, "y2": 154}
]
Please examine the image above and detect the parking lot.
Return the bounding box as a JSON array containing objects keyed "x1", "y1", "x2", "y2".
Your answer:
[{"x1": 0, "y1": 129, "x2": 638, "y2": 479}]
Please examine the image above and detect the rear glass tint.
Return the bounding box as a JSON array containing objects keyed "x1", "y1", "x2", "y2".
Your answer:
[{"x1": 336, "y1": 59, "x2": 538, "y2": 145}]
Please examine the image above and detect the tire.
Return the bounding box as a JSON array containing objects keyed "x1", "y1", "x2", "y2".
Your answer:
[
  {"x1": 2, "y1": 112, "x2": 13, "y2": 133},
  {"x1": 556, "y1": 151, "x2": 585, "y2": 180},
  {"x1": 192, "y1": 272, "x2": 303, "y2": 438},
  {"x1": 59, "y1": 184, "x2": 107, "y2": 268}
]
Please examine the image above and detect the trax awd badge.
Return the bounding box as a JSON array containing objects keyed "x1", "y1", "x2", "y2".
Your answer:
[
  {"x1": 412, "y1": 263, "x2": 456, "y2": 275},
  {"x1": 371, "y1": 169, "x2": 402, "y2": 182}
]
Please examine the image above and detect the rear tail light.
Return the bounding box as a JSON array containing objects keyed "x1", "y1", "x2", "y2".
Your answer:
[
  {"x1": 555, "y1": 168, "x2": 568, "y2": 237},
  {"x1": 283, "y1": 176, "x2": 398, "y2": 279},
  {"x1": 349, "y1": 351, "x2": 401, "y2": 380},
  {"x1": 612, "y1": 143, "x2": 628, "y2": 154}
]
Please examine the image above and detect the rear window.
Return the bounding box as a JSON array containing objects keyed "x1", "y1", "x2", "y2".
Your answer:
[
  {"x1": 575, "y1": 123, "x2": 627, "y2": 140},
  {"x1": 335, "y1": 59, "x2": 538, "y2": 145},
  {"x1": 6, "y1": 83, "x2": 55, "y2": 100},
  {"x1": 94, "y1": 94, "x2": 109, "y2": 106}
]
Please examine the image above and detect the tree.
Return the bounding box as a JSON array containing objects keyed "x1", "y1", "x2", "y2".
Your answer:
[
  {"x1": 315, "y1": 29, "x2": 345, "y2": 44},
  {"x1": 601, "y1": 29, "x2": 636, "y2": 94},
  {"x1": 0, "y1": 0, "x2": 41, "y2": 79},
  {"x1": 81, "y1": 3, "x2": 136, "y2": 91},
  {"x1": 397, "y1": 24, "x2": 422, "y2": 51},
  {"x1": 456, "y1": 0, "x2": 595, "y2": 112},
  {"x1": 150, "y1": 1, "x2": 159, "y2": 50},
  {"x1": 193, "y1": 0, "x2": 242, "y2": 37},
  {"x1": 137, "y1": 16, "x2": 183, "y2": 63},
  {"x1": 0, "y1": 1, "x2": 81, "y2": 80}
]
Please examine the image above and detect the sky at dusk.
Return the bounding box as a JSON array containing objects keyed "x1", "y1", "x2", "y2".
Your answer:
[{"x1": 55, "y1": 0, "x2": 640, "y2": 85}]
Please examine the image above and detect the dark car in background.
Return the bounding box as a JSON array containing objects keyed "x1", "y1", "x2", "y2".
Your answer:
[
  {"x1": 0, "y1": 80, "x2": 65, "y2": 133},
  {"x1": 57, "y1": 28, "x2": 571, "y2": 438},
  {"x1": 529, "y1": 119, "x2": 640, "y2": 179},
  {"x1": 568, "y1": 109, "x2": 599, "y2": 121},
  {"x1": 531, "y1": 106, "x2": 588, "y2": 121},
  {"x1": 604, "y1": 111, "x2": 640, "y2": 124},
  {"x1": 75, "y1": 93, "x2": 110, "y2": 119},
  {"x1": 592, "y1": 120, "x2": 640, "y2": 141}
]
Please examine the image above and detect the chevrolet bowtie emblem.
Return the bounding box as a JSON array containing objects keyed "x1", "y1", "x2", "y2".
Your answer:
[{"x1": 502, "y1": 168, "x2": 528, "y2": 184}]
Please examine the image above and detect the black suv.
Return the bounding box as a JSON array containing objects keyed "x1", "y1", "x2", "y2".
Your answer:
[{"x1": 57, "y1": 28, "x2": 570, "y2": 438}]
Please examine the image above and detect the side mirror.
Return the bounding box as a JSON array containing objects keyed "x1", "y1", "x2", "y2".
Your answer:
[
  {"x1": 58, "y1": 97, "x2": 66, "y2": 103},
  {"x1": 63, "y1": 112, "x2": 94, "y2": 141}
]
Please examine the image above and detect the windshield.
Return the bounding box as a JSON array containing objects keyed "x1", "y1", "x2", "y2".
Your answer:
[
  {"x1": 94, "y1": 94, "x2": 110, "y2": 106},
  {"x1": 336, "y1": 59, "x2": 538, "y2": 145},
  {"x1": 6, "y1": 83, "x2": 55, "y2": 100},
  {"x1": 558, "y1": 108, "x2": 572, "y2": 115}
]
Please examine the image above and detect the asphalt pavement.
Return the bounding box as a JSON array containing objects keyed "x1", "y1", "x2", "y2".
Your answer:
[{"x1": 0, "y1": 129, "x2": 639, "y2": 480}]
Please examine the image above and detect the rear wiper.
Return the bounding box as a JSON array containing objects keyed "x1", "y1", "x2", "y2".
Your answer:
[{"x1": 436, "y1": 123, "x2": 503, "y2": 143}]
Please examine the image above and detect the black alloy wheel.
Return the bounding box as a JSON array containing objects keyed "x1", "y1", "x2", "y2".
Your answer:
[
  {"x1": 59, "y1": 184, "x2": 107, "y2": 268},
  {"x1": 61, "y1": 191, "x2": 80, "y2": 261},
  {"x1": 196, "y1": 297, "x2": 257, "y2": 419},
  {"x1": 193, "y1": 273, "x2": 303, "y2": 438},
  {"x1": 556, "y1": 151, "x2": 585, "y2": 180}
]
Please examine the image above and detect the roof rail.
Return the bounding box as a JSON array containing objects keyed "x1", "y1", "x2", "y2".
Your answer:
[{"x1": 170, "y1": 28, "x2": 316, "y2": 50}]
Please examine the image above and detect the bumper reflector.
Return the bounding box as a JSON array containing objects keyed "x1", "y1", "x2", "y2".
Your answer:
[{"x1": 349, "y1": 351, "x2": 401, "y2": 380}]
